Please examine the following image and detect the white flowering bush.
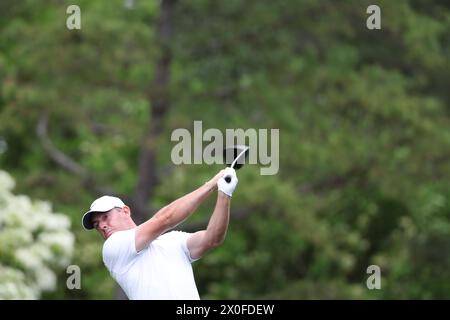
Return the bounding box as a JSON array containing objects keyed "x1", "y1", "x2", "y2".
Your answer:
[{"x1": 0, "y1": 171, "x2": 75, "y2": 299}]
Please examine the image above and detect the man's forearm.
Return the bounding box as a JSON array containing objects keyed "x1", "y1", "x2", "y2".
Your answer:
[
  {"x1": 154, "y1": 181, "x2": 217, "y2": 228},
  {"x1": 204, "y1": 192, "x2": 231, "y2": 246}
]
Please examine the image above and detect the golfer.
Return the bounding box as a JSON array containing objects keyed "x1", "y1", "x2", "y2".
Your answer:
[{"x1": 82, "y1": 168, "x2": 238, "y2": 300}]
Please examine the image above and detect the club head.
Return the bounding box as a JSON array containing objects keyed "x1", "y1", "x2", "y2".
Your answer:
[{"x1": 223, "y1": 145, "x2": 249, "y2": 170}]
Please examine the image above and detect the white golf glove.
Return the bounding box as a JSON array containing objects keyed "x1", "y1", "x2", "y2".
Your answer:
[{"x1": 217, "y1": 167, "x2": 238, "y2": 197}]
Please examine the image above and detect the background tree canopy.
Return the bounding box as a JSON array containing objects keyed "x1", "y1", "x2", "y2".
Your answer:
[{"x1": 0, "y1": 0, "x2": 449, "y2": 299}]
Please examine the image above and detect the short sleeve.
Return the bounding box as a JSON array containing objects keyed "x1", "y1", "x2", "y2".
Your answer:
[
  {"x1": 161, "y1": 230, "x2": 199, "y2": 263},
  {"x1": 102, "y1": 228, "x2": 138, "y2": 274}
]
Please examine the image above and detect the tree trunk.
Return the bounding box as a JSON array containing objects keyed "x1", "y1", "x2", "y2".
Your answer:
[
  {"x1": 133, "y1": 0, "x2": 175, "y2": 224},
  {"x1": 115, "y1": 0, "x2": 176, "y2": 300}
]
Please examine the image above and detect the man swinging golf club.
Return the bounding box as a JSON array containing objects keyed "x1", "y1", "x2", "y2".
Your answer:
[{"x1": 82, "y1": 167, "x2": 238, "y2": 300}]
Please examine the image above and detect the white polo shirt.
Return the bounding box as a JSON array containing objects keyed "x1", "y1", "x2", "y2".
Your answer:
[{"x1": 102, "y1": 228, "x2": 200, "y2": 300}]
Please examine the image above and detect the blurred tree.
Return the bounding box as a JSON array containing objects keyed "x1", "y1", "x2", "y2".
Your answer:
[{"x1": 0, "y1": 0, "x2": 449, "y2": 299}]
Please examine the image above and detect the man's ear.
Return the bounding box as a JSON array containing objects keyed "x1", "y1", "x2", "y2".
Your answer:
[{"x1": 122, "y1": 205, "x2": 131, "y2": 216}]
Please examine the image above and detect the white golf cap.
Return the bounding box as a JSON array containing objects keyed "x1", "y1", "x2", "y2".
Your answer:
[{"x1": 82, "y1": 195, "x2": 125, "y2": 230}]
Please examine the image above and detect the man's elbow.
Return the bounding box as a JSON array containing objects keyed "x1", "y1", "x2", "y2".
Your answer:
[{"x1": 206, "y1": 234, "x2": 226, "y2": 249}]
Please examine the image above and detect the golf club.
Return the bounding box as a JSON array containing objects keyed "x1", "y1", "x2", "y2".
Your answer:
[{"x1": 223, "y1": 145, "x2": 249, "y2": 183}]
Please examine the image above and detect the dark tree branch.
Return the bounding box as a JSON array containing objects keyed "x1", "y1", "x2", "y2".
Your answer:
[
  {"x1": 37, "y1": 112, "x2": 87, "y2": 177},
  {"x1": 36, "y1": 112, "x2": 129, "y2": 200}
]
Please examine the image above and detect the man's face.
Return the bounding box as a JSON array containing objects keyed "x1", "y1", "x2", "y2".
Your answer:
[{"x1": 91, "y1": 207, "x2": 130, "y2": 240}]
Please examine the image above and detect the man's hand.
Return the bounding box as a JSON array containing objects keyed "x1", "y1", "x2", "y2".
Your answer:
[
  {"x1": 205, "y1": 169, "x2": 227, "y2": 190},
  {"x1": 217, "y1": 167, "x2": 238, "y2": 197}
]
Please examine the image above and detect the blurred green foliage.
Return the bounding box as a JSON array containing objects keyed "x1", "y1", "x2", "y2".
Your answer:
[{"x1": 0, "y1": 0, "x2": 449, "y2": 299}]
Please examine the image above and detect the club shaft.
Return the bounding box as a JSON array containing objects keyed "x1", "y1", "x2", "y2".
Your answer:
[{"x1": 231, "y1": 148, "x2": 248, "y2": 169}]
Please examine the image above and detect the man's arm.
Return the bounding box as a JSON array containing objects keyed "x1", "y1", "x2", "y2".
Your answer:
[
  {"x1": 135, "y1": 170, "x2": 225, "y2": 252},
  {"x1": 187, "y1": 191, "x2": 231, "y2": 260}
]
